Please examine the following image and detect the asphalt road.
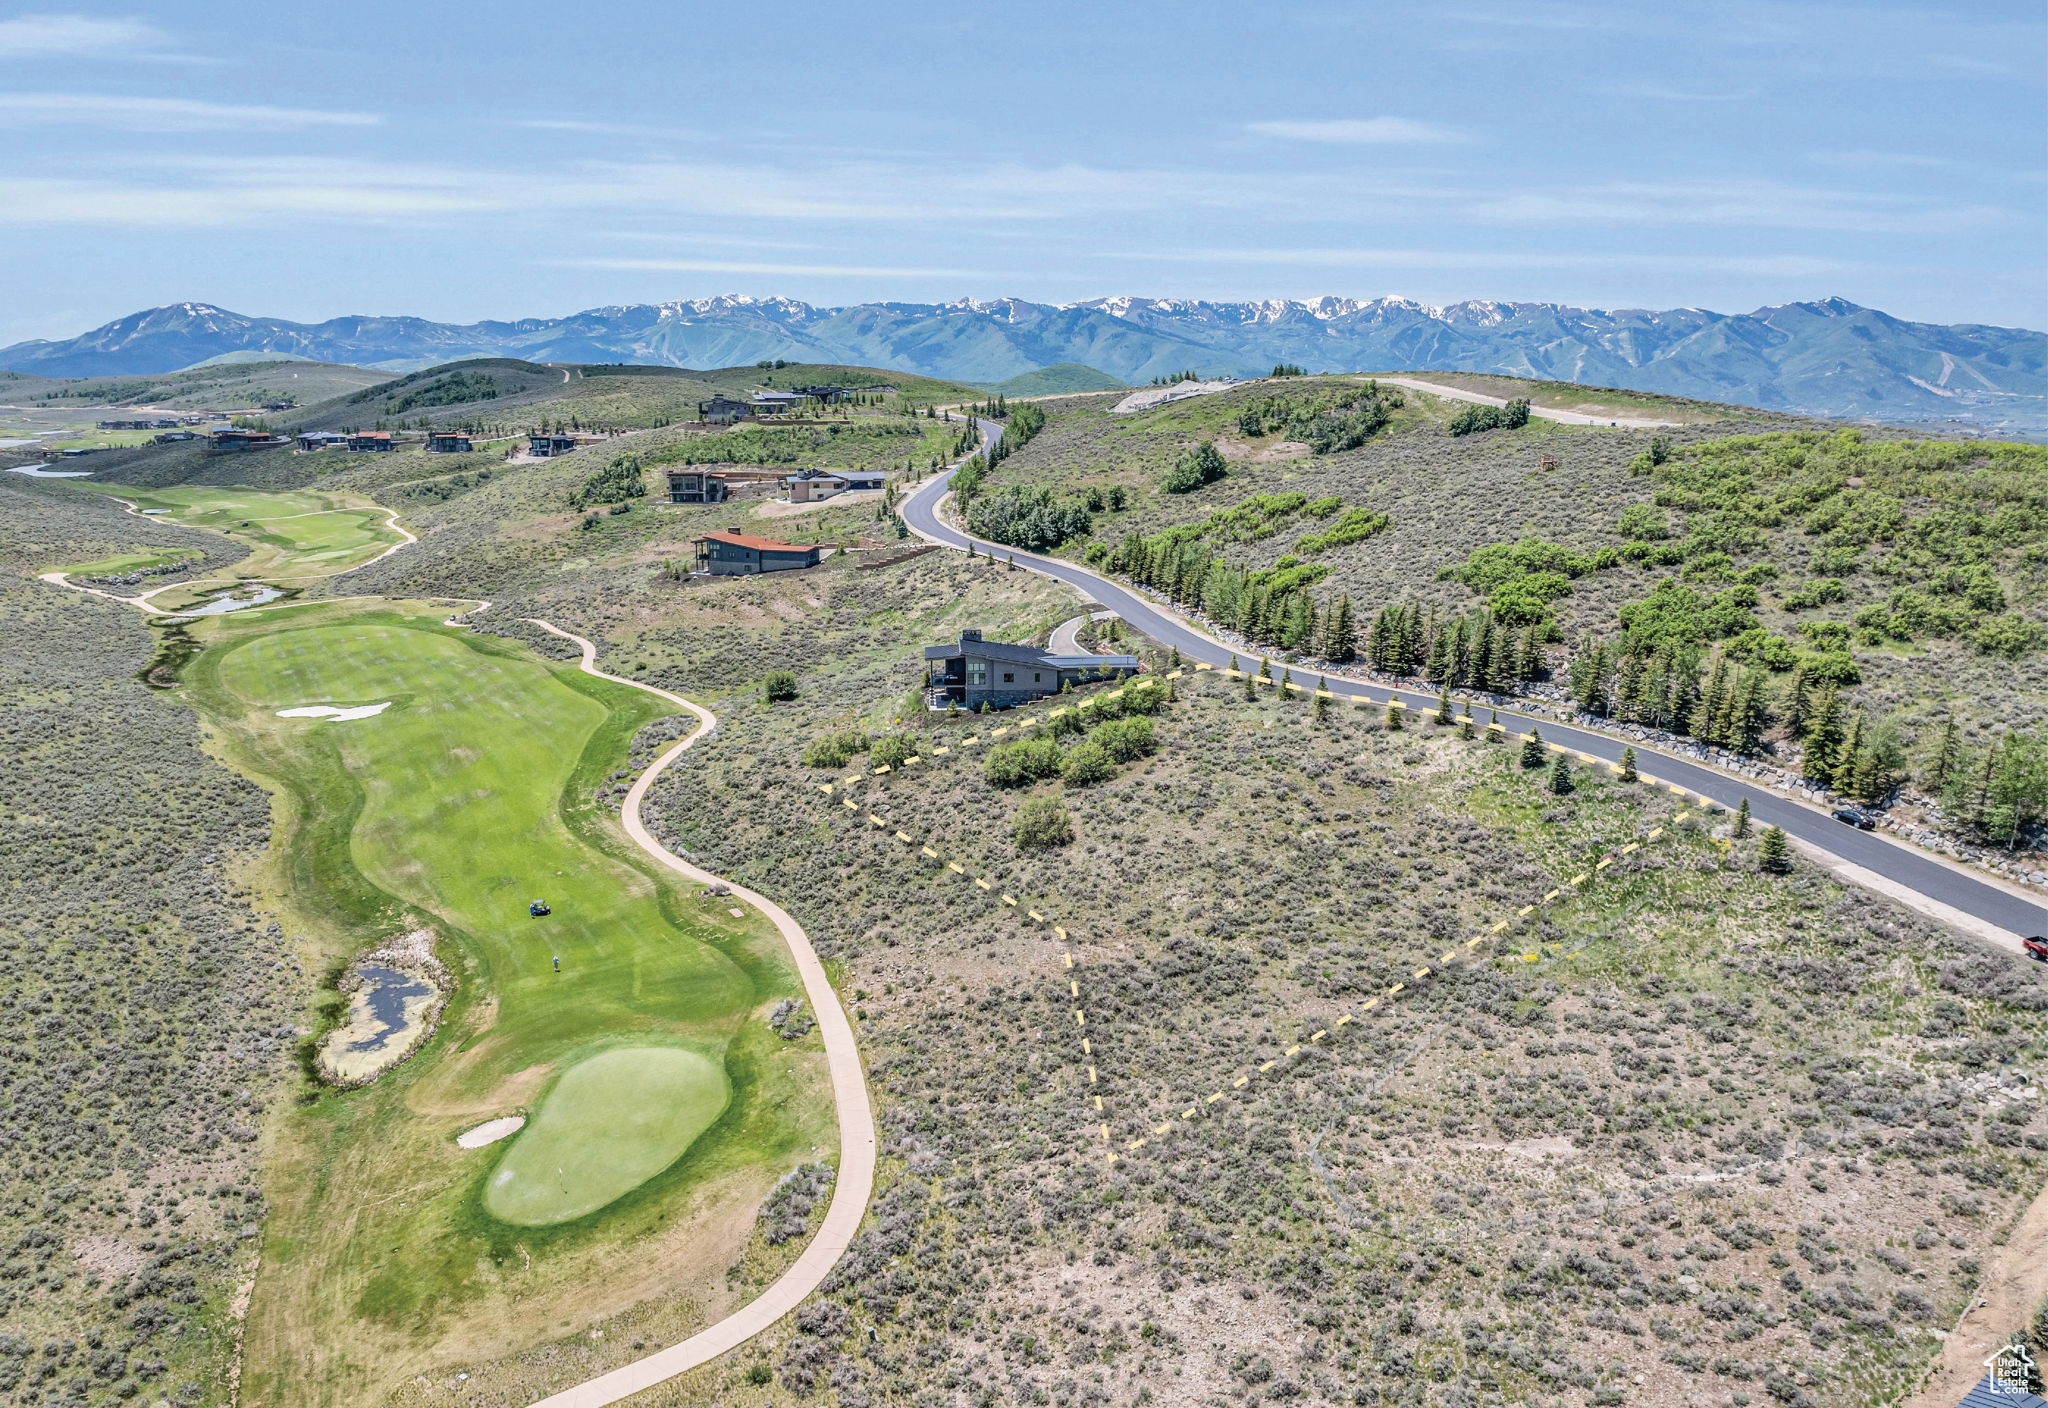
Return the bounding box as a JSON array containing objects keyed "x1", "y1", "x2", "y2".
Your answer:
[{"x1": 907, "y1": 421, "x2": 2048, "y2": 945}]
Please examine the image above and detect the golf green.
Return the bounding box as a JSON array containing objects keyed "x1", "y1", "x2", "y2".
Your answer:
[{"x1": 486, "y1": 1046, "x2": 730, "y2": 1225}]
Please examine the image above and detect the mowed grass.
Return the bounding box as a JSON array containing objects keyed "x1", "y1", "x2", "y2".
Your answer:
[
  {"x1": 60, "y1": 482, "x2": 404, "y2": 602},
  {"x1": 185, "y1": 602, "x2": 831, "y2": 1404},
  {"x1": 487, "y1": 1046, "x2": 728, "y2": 1225}
]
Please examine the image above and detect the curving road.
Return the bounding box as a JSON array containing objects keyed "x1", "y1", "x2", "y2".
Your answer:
[
  {"x1": 524, "y1": 622, "x2": 877, "y2": 1408},
  {"x1": 908, "y1": 421, "x2": 2048, "y2": 949},
  {"x1": 1373, "y1": 376, "x2": 1687, "y2": 429}
]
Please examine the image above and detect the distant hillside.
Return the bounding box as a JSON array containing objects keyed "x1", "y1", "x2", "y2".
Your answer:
[
  {"x1": 4, "y1": 295, "x2": 2040, "y2": 433},
  {"x1": 985, "y1": 362, "x2": 1127, "y2": 397},
  {"x1": 0, "y1": 359, "x2": 389, "y2": 411}
]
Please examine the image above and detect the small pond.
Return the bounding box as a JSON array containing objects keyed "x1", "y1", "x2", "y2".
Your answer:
[{"x1": 178, "y1": 586, "x2": 285, "y2": 616}]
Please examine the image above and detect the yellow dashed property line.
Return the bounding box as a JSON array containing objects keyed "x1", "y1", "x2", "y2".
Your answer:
[{"x1": 1114, "y1": 803, "x2": 1696, "y2": 1157}]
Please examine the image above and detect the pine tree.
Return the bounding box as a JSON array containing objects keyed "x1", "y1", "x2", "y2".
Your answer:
[
  {"x1": 1520, "y1": 728, "x2": 1545, "y2": 769},
  {"x1": 1487, "y1": 708, "x2": 1502, "y2": 742},
  {"x1": 1835, "y1": 714, "x2": 1866, "y2": 793},
  {"x1": 1313, "y1": 678, "x2": 1330, "y2": 721},
  {"x1": 1324, "y1": 596, "x2": 1358, "y2": 663},
  {"x1": 1924, "y1": 719, "x2": 1961, "y2": 796},
  {"x1": 1758, "y1": 826, "x2": 1792, "y2": 874},
  {"x1": 1385, "y1": 701, "x2": 1404, "y2": 730},
  {"x1": 1516, "y1": 626, "x2": 1546, "y2": 681},
  {"x1": 1690, "y1": 658, "x2": 1730, "y2": 744},
  {"x1": 1547, "y1": 753, "x2": 1573, "y2": 795},
  {"x1": 1258, "y1": 656, "x2": 1272, "y2": 679},
  {"x1": 1436, "y1": 682, "x2": 1454, "y2": 726},
  {"x1": 1802, "y1": 690, "x2": 1845, "y2": 782},
  {"x1": 1619, "y1": 745, "x2": 1638, "y2": 782},
  {"x1": 1243, "y1": 670, "x2": 1257, "y2": 701},
  {"x1": 1457, "y1": 714, "x2": 1475, "y2": 740},
  {"x1": 1727, "y1": 670, "x2": 1769, "y2": 756},
  {"x1": 1734, "y1": 797, "x2": 1752, "y2": 838}
]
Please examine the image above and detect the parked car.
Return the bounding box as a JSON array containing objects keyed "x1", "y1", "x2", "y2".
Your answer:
[
  {"x1": 2023, "y1": 937, "x2": 2048, "y2": 964},
  {"x1": 1831, "y1": 808, "x2": 1875, "y2": 830}
]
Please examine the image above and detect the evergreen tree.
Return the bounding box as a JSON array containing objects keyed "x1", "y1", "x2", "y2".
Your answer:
[
  {"x1": 1758, "y1": 826, "x2": 1792, "y2": 874},
  {"x1": 1802, "y1": 690, "x2": 1845, "y2": 782},
  {"x1": 1733, "y1": 797, "x2": 1752, "y2": 838},
  {"x1": 1313, "y1": 678, "x2": 1330, "y2": 721},
  {"x1": 1436, "y1": 682, "x2": 1454, "y2": 725},
  {"x1": 1520, "y1": 728, "x2": 1545, "y2": 769},
  {"x1": 1258, "y1": 656, "x2": 1272, "y2": 679},
  {"x1": 1835, "y1": 714, "x2": 1866, "y2": 793},
  {"x1": 1385, "y1": 701, "x2": 1404, "y2": 731},
  {"x1": 1457, "y1": 714, "x2": 1475, "y2": 740},
  {"x1": 1516, "y1": 626, "x2": 1546, "y2": 681},
  {"x1": 1726, "y1": 670, "x2": 1770, "y2": 756},
  {"x1": 1324, "y1": 596, "x2": 1358, "y2": 663},
  {"x1": 1243, "y1": 670, "x2": 1257, "y2": 701},
  {"x1": 1569, "y1": 642, "x2": 1611, "y2": 716},
  {"x1": 1924, "y1": 718, "x2": 1961, "y2": 797},
  {"x1": 1547, "y1": 753, "x2": 1573, "y2": 795},
  {"x1": 1619, "y1": 746, "x2": 1638, "y2": 782},
  {"x1": 1690, "y1": 658, "x2": 1731, "y2": 743}
]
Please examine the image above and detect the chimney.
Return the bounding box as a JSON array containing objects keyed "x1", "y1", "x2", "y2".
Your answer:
[{"x1": 961, "y1": 628, "x2": 982, "y2": 642}]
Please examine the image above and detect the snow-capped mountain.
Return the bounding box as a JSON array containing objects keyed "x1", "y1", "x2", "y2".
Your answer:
[{"x1": 2, "y1": 295, "x2": 2040, "y2": 430}]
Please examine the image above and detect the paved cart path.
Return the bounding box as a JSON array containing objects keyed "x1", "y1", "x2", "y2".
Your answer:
[{"x1": 523, "y1": 621, "x2": 878, "y2": 1408}]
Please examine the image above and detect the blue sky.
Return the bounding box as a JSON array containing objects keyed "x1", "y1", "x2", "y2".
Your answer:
[{"x1": 0, "y1": 0, "x2": 2042, "y2": 343}]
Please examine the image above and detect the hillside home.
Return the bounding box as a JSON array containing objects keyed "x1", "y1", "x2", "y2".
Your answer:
[
  {"x1": 205, "y1": 427, "x2": 290, "y2": 454},
  {"x1": 697, "y1": 395, "x2": 753, "y2": 425},
  {"x1": 425, "y1": 432, "x2": 473, "y2": 453},
  {"x1": 749, "y1": 391, "x2": 807, "y2": 415},
  {"x1": 347, "y1": 432, "x2": 395, "y2": 453},
  {"x1": 667, "y1": 469, "x2": 730, "y2": 504},
  {"x1": 527, "y1": 432, "x2": 582, "y2": 457},
  {"x1": 296, "y1": 432, "x2": 348, "y2": 451},
  {"x1": 691, "y1": 528, "x2": 821, "y2": 576},
  {"x1": 793, "y1": 384, "x2": 849, "y2": 404},
  {"x1": 153, "y1": 431, "x2": 199, "y2": 444},
  {"x1": 782, "y1": 468, "x2": 887, "y2": 502},
  {"x1": 921, "y1": 629, "x2": 1140, "y2": 710}
]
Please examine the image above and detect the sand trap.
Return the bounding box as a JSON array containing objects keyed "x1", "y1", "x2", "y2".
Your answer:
[
  {"x1": 456, "y1": 1116, "x2": 526, "y2": 1149},
  {"x1": 278, "y1": 702, "x2": 392, "y2": 721}
]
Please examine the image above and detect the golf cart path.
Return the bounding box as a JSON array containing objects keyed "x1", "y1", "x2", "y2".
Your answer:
[
  {"x1": 904, "y1": 421, "x2": 2046, "y2": 951},
  {"x1": 1373, "y1": 375, "x2": 1687, "y2": 428},
  {"x1": 1048, "y1": 609, "x2": 1117, "y2": 656},
  {"x1": 524, "y1": 620, "x2": 877, "y2": 1408}
]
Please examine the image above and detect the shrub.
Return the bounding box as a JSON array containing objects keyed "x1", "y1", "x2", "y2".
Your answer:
[
  {"x1": 1447, "y1": 399, "x2": 1530, "y2": 435},
  {"x1": 985, "y1": 736, "x2": 1063, "y2": 787},
  {"x1": 1162, "y1": 441, "x2": 1228, "y2": 493},
  {"x1": 762, "y1": 670, "x2": 798, "y2": 703},
  {"x1": 803, "y1": 730, "x2": 869, "y2": 769},
  {"x1": 572, "y1": 452, "x2": 647, "y2": 507},
  {"x1": 1013, "y1": 795, "x2": 1073, "y2": 850},
  {"x1": 1092, "y1": 716, "x2": 1156, "y2": 763},
  {"x1": 1061, "y1": 739, "x2": 1117, "y2": 786},
  {"x1": 870, "y1": 734, "x2": 918, "y2": 769}
]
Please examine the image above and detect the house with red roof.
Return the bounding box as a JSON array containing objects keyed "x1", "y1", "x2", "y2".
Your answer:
[{"x1": 691, "y1": 528, "x2": 821, "y2": 576}]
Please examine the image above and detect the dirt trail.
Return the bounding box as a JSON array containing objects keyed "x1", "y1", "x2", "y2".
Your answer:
[
  {"x1": 1903, "y1": 1178, "x2": 2048, "y2": 1408},
  {"x1": 521, "y1": 620, "x2": 877, "y2": 1408}
]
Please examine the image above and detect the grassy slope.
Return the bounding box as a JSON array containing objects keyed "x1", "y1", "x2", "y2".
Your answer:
[
  {"x1": 1391, "y1": 370, "x2": 1772, "y2": 425},
  {"x1": 983, "y1": 363, "x2": 1130, "y2": 397},
  {"x1": 187, "y1": 600, "x2": 828, "y2": 1405},
  {"x1": 0, "y1": 360, "x2": 389, "y2": 410},
  {"x1": 985, "y1": 379, "x2": 2048, "y2": 748}
]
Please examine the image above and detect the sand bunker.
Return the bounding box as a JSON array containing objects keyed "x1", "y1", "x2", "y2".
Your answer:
[
  {"x1": 279, "y1": 702, "x2": 392, "y2": 721},
  {"x1": 456, "y1": 1116, "x2": 526, "y2": 1149}
]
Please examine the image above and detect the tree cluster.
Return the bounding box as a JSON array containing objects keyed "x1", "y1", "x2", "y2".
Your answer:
[{"x1": 1447, "y1": 398, "x2": 1532, "y2": 435}]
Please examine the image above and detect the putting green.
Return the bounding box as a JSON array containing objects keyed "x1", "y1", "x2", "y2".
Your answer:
[{"x1": 486, "y1": 1046, "x2": 730, "y2": 1225}]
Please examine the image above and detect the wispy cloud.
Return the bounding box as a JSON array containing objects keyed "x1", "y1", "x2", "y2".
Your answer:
[
  {"x1": 0, "y1": 13, "x2": 179, "y2": 58},
  {"x1": 1118, "y1": 247, "x2": 1866, "y2": 278},
  {"x1": 0, "y1": 93, "x2": 380, "y2": 130},
  {"x1": 561, "y1": 257, "x2": 992, "y2": 278},
  {"x1": 1245, "y1": 117, "x2": 1469, "y2": 145},
  {"x1": 513, "y1": 118, "x2": 707, "y2": 141}
]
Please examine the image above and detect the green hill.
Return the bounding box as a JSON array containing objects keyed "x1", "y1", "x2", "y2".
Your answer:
[
  {"x1": 0, "y1": 359, "x2": 390, "y2": 411},
  {"x1": 984, "y1": 362, "x2": 1126, "y2": 397}
]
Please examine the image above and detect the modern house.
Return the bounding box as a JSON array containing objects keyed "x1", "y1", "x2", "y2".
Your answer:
[
  {"x1": 205, "y1": 427, "x2": 291, "y2": 454},
  {"x1": 697, "y1": 395, "x2": 753, "y2": 425},
  {"x1": 296, "y1": 432, "x2": 349, "y2": 452},
  {"x1": 792, "y1": 384, "x2": 849, "y2": 404},
  {"x1": 667, "y1": 469, "x2": 731, "y2": 504},
  {"x1": 749, "y1": 391, "x2": 807, "y2": 416},
  {"x1": 691, "y1": 528, "x2": 821, "y2": 576},
  {"x1": 347, "y1": 432, "x2": 396, "y2": 453},
  {"x1": 922, "y1": 629, "x2": 1140, "y2": 710},
  {"x1": 153, "y1": 430, "x2": 200, "y2": 444},
  {"x1": 526, "y1": 432, "x2": 583, "y2": 457},
  {"x1": 425, "y1": 432, "x2": 474, "y2": 453},
  {"x1": 782, "y1": 468, "x2": 887, "y2": 502}
]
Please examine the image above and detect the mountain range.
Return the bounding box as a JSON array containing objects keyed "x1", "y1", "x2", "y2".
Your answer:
[{"x1": 4, "y1": 295, "x2": 2041, "y2": 432}]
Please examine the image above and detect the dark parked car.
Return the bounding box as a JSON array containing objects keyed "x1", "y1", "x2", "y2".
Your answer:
[{"x1": 1832, "y1": 808, "x2": 1875, "y2": 829}]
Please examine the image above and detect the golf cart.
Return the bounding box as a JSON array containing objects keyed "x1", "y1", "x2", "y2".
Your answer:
[{"x1": 529, "y1": 899, "x2": 551, "y2": 917}]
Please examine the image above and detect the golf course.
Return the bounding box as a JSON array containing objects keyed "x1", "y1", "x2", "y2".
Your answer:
[
  {"x1": 97, "y1": 520, "x2": 836, "y2": 1401},
  {"x1": 57, "y1": 482, "x2": 410, "y2": 611}
]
